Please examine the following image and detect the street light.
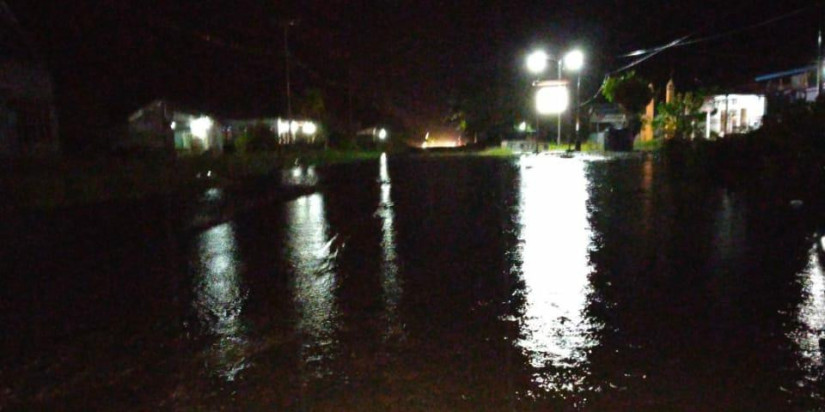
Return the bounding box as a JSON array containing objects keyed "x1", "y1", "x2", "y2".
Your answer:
[
  {"x1": 563, "y1": 50, "x2": 584, "y2": 151},
  {"x1": 525, "y1": 48, "x2": 585, "y2": 149},
  {"x1": 281, "y1": 19, "x2": 299, "y2": 144},
  {"x1": 535, "y1": 80, "x2": 570, "y2": 115},
  {"x1": 563, "y1": 50, "x2": 584, "y2": 72},
  {"x1": 527, "y1": 49, "x2": 564, "y2": 145},
  {"x1": 527, "y1": 50, "x2": 550, "y2": 144},
  {"x1": 526, "y1": 50, "x2": 550, "y2": 74}
]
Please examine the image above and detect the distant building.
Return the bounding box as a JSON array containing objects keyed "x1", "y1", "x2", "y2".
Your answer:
[
  {"x1": 588, "y1": 103, "x2": 625, "y2": 146},
  {"x1": 0, "y1": 1, "x2": 59, "y2": 156},
  {"x1": 755, "y1": 66, "x2": 819, "y2": 102},
  {"x1": 701, "y1": 94, "x2": 766, "y2": 138},
  {"x1": 233, "y1": 118, "x2": 319, "y2": 145},
  {"x1": 126, "y1": 99, "x2": 321, "y2": 156},
  {"x1": 126, "y1": 100, "x2": 223, "y2": 156},
  {"x1": 500, "y1": 140, "x2": 553, "y2": 153}
]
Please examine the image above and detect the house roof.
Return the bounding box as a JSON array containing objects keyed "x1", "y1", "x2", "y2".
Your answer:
[{"x1": 754, "y1": 66, "x2": 816, "y2": 82}]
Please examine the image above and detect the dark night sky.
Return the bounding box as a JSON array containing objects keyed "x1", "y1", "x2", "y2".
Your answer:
[{"x1": 5, "y1": 0, "x2": 823, "y2": 147}]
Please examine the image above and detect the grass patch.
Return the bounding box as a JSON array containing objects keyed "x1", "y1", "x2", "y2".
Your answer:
[
  {"x1": 634, "y1": 138, "x2": 664, "y2": 152},
  {"x1": 477, "y1": 147, "x2": 515, "y2": 157}
]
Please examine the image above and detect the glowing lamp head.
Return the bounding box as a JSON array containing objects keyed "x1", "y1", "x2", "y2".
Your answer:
[
  {"x1": 536, "y1": 83, "x2": 570, "y2": 115},
  {"x1": 378, "y1": 128, "x2": 388, "y2": 140},
  {"x1": 190, "y1": 117, "x2": 213, "y2": 140},
  {"x1": 518, "y1": 121, "x2": 528, "y2": 132},
  {"x1": 564, "y1": 50, "x2": 584, "y2": 72},
  {"x1": 526, "y1": 50, "x2": 549, "y2": 74},
  {"x1": 302, "y1": 122, "x2": 317, "y2": 135}
]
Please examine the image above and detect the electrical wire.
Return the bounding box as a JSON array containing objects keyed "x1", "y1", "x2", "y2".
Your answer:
[
  {"x1": 619, "y1": 4, "x2": 815, "y2": 59},
  {"x1": 584, "y1": 4, "x2": 818, "y2": 108},
  {"x1": 611, "y1": 35, "x2": 692, "y2": 75}
]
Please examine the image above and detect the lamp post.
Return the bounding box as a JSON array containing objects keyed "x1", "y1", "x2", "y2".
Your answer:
[
  {"x1": 527, "y1": 50, "x2": 563, "y2": 145},
  {"x1": 557, "y1": 58, "x2": 563, "y2": 146},
  {"x1": 563, "y1": 50, "x2": 584, "y2": 151},
  {"x1": 526, "y1": 49, "x2": 585, "y2": 149},
  {"x1": 282, "y1": 20, "x2": 298, "y2": 144},
  {"x1": 526, "y1": 51, "x2": 548, "y2": 143}
]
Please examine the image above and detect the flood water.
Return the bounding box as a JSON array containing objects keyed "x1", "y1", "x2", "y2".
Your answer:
[{"x1": 3, "y1": 153, "x2": 825, "y2": 410}]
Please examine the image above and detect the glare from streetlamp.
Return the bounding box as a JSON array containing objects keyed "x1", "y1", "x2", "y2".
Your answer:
[
  {"x1": 526, "y1": 50, "x2": 549, "y2": 74},
  {"x1": 378, "y1": 128, "x2": 388, "y2": 140},
  {"x1": 564, "y1": 50, "x2": 584, "y2": 72},
  {"x1": 536, "y1": 82, "x2": 570, "y2": 115}
]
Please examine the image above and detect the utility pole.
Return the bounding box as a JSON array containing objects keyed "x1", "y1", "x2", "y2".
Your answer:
[
  {"x1": 818, "y1": 29, "x2": 823, "y2": 98},
  {"x1": 557, "y1": 59, "x2": 562, "y2": 146},
  {"x1": 574, "y1": 72, "x2": 582, "y2": 151},
  {"x1": 533, "y1": 79, "x2": 540, "y2": 148},
  {"x1": 282, "y1": 20, "x2": 298, "y2": 143},
  {"x1": 348, "y1": 67, "x2": 354, "y2": 136}
]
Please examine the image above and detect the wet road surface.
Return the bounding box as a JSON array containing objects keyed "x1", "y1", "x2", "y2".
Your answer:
[{"x1": 2, "y1": 153, "x2": 825, "y2": 410}]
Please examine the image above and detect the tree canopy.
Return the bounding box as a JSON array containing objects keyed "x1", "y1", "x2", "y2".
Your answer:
[
  {"x1": 602, "y1": 71, "x2": 653, "y2": 115},
  {"x1": 652, "y1": 92, "x2": 706, "y2": 139}
]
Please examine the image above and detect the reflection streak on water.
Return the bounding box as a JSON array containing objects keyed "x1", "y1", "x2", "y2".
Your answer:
[
  {"x1": 515, "y1": 156, "x2": 595, "y2": 391},
  {"x1": 794, "y1": 243, "x2": 825, "y2": 372},
  {"x1": 713, "y1": 192, "x2": 745, "y2": 265},
  {"x1": 195, "y1": 222, "x2": 248, "y2": 381},
  {"x1": 286, "y1": 193, "x2": 339, "y2": 375},
  {"x1": 283, "y1": 165, "x2": 319, "y2": 186},
  {"x1": 377, "y1": 153, "x2": 402, "y2": 338},
  {"x1": 203, "y1": 187, "x2": 223, "y2": 201}
]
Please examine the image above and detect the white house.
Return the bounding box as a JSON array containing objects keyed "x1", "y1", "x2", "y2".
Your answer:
[
  {"x1": 127, "y1": 100, "x2": 224, "y2": 155},
  {"x1": 702, "y1": 94, "x2": 766, "y2": 138},
  {"x1": 126, "y1": 99, "x2": 322, "y2": 156}
]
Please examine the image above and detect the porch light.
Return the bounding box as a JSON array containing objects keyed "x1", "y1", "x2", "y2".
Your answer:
[
  {"x1": 190, "y1": 117, "x2": 213, "y2": 140},
  {"x1": 302, "y1": 122, "x2": 318, "y2": 135}
]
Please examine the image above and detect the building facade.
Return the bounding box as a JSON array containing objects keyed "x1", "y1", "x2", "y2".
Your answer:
[
  {"x1": 126, "y1": 100, "x2": 223, "y2": 156},
  {"x1": 0, "y1": 1, "x2": 59, "y2": 156},
  {"x1": 755, "y1": 66, "x2": 820, "y2": 102},
  {"x1": 127, "y1": 100, "x2": 322, "y2": 156},
  {"x1": 701, "y1": 94, "x2": 766, "y2": 138}
]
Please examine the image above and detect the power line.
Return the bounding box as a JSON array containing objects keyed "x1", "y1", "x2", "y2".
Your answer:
[
  {"x1": 583, "y1": 4, "x2": 819, "y2": 107},
  {"x1": 611, "y1": 35, "x2": 692, "y2": 75},
  {"x1": 619, "y1": 5, "x2": 816, "y2": 59},
  {"x1": 579, "y1": 35, "x2": 690, "y2": 107}
]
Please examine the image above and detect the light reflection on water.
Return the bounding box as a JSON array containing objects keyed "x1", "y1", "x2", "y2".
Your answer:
[
  {"x1": 194, "y1": 222, "x2": 248, "y2": 381},
  {"x1": 377, "y1": 153, "x2": 402, "y2": 340},
  {"x1": 792, "y1": 242, "x2": 825, "y2": 375},
  {"x1": 203, "y1": 187, "x2": 223, "y2": 201},
  {"x1": 285, "y1": 193, "x2": 340, "y2": 378},
  {"x1": 712, "y1": 191, "x2": 746, "y2": 266},
  {"x1": 282, "y1": 165, "x2": 319, "y2": 186},
  {"x1": 513, "y1": 156, "x2": 597, "y2": 392}
]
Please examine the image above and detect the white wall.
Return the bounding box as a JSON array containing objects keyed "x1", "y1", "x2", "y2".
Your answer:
[{"x1": 704, "y1": 94, "x2": 766, "y2": 138}]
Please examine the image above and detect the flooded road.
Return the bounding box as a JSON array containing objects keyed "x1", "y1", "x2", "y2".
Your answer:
[{"x1": 2, "y1": 153, "x2": 825, "y2": 410}]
